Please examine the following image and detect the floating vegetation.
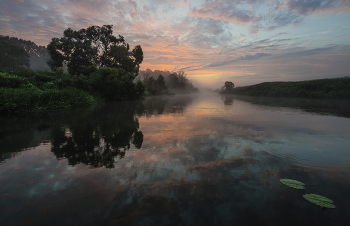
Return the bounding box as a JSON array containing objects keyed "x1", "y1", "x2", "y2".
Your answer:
[
  {"x1": 279, "y1": 179, "x2": 305, "y2": 189},
  {"x1": 303, "y1": 194, "x2": 335, "y2": 209}
]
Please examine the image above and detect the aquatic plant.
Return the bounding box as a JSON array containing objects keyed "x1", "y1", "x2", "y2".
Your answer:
[
  {"x1": 279, "y1": 179, "x2": 305, "y2": 189},
  {"x1": 303, "y1": 194, "x2": 335, "y2": 209}
]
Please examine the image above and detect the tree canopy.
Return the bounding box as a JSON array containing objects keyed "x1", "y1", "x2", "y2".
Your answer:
[
  {"x1": 0, "y1": 35, "x2": 49, "y2": 70},
  {"x1": 219, "y1": 81, "x2": 235, "y2": 94},
  {"x1": 0, "y1": 36, "x2": 30, "y2": 69},
  {"x1": 224, "y1": 81, "x2": 234, "y2": 91},
  {"x1": 47, "y1": 25, "x2": 143, "y2": 76}
]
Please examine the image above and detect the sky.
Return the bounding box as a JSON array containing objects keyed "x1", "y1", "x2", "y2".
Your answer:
[{"x1": 1, "y1": 0, "x2": 350, "y2": 88}]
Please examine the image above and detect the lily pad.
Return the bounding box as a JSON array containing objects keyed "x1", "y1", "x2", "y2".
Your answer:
[
  {"x1": 303, "y1": 194, "x2": 335, "y2": 208},
  {"x1": 279, "y1": 179, "x2": 305, "y2": 189}
]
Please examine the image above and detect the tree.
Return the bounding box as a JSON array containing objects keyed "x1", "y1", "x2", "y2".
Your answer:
[
  {"x1": 224, "y1": 81, "x2": 234, "y2": 91},
  {"x1": 156, "y1": 74, "x2": 166, "y2": 92},
  {"x1": 219, "y1": 81, "x2": 235, "y2": 94},
  {"x1": 0, "y1": 36, "x2": 30, "y2": 69},
  {"x1": 168, "y1": 73, "x2": 179, "y2": 88},
  {"x1": 47, "y1": 25, "x2": 143, "y2": 76}
]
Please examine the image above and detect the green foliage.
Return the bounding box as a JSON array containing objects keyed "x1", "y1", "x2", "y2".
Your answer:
[
  {"x1": 0, "y1": 66, "x2": 145, "y2": 110},
  {"x1": 47, "y1": 25, "x2": 143, "y2": 76},
  {"x1": 0, "y1": 37, "x2": 30, "y2": 69},
  {"x1": 0, "y1": 87, "x2": 95, "y2": 114},
  {"x1": 228, "y1": 77, "x2": 350, "y2": 99},
  {"x1": 0, "y1": 72, "x2": 29, "y2": 88},
  {"x1": 303, "y1": 194, "x2": 335, "y2": 208},
  {"x1": 89, "y1": 67, "x2": 144, "y2": 100},
  {"x1": 279, "y1": 179, "x2": 305, "y2": 189},
  {"x1": 142, "y1": 74, "x2": 169, "y2": 95},
  {"x1": 1, "y1": 29, "x2": 145, "y2": 114}
]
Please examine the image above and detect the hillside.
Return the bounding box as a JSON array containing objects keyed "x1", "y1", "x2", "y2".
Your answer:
[{"x1": 226, "y1": 77, "x2": 350, "y2": 99}]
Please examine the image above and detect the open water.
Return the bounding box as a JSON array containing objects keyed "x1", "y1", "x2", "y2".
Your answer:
[{"x1": 1, "y1": 92, "x2": 350, "y2": 226}]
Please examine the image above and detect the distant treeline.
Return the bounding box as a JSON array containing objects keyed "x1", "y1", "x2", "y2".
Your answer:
[
  {"x1": 223, "y1": 77, "x2": 350, "y2": 99},
  {"x1": 137, "y1": 69, "x2": 198, "y2": 95},
  {"x1": 0, "y1": 35, "x2": 49, "y2": 71}
]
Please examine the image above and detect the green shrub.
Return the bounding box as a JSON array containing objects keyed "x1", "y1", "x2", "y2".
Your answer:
[{"x1": 0, "y1": 87, "x2": 96, "y2": 114}]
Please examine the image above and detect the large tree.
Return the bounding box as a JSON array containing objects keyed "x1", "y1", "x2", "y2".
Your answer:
[{"x1": 47, "y1": 25, "x2": 143, "y2": 76}]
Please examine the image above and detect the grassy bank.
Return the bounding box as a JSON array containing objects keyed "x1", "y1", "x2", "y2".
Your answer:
[
  {"x1": 0, "y1": 67, "x2": 145, "y2": 114},
  {"x1": 226, "y1": 77, "x2": 350, "y2": 99},
  {"x1": 0, "y1": 87, "x2": 96, "y2": 113}
]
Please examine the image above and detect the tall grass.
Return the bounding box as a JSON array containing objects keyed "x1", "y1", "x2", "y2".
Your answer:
[{"x1": 0, "y1": 87, "x2": 96, "y2": 114}]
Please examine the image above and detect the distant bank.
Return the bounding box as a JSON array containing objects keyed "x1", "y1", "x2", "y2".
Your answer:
[{"x1": 220, "y1": 77, "x2": 350, "y2": 99}]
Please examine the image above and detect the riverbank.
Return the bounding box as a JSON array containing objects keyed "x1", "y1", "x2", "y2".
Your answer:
[
  {"x1": 222, "y1": 77, "x2": 350, "y2": 99},
  {"x1": 0, "y1": 67, "x2": 144, "y2": 114}
]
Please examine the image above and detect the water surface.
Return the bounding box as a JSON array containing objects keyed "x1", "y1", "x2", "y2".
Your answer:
[{"x1": 1, "y1": 93, "x2": 350, "y2": 226}]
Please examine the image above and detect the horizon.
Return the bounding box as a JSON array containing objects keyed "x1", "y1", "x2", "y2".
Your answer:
[{"x1": 1, "y1": 0, "x2": 350, "y2": 89}]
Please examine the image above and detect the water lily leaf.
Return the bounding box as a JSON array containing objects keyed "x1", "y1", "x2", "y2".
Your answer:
[
  {"x1": 303, "y1": 194, "x2": 335, "y2": 208},
  {"x1": 279, "y1": 179, "x2": 305, "y2": 189}
]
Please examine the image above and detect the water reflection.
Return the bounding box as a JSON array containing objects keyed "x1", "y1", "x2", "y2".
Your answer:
[
  {"x1": 220, "y1": 94, "x2": 234, "y2": 105},
  {"x1": 228, "y1": 94, "x2": 350, "y2": 118},
  {"x1": 140, "y1": 95, "x2": 195, "y2": 116},
  {"x1": 50, "y1": 102, "x2": 144, "y2": 168},
  {"x1": 0, "y1": 94, "x2": 197, "y2": 166},
  {"x1": 1, "y1": 93, "x2": 350, "y2": 226},
  {"x1": 0, "y1": 102, "x2": 145, "y2": 167}
]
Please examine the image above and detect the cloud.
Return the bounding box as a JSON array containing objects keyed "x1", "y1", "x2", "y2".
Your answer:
[
  {"x1": 207, "y1": 52, "x2": 272, "y2": 68},
  {"x1": 285, "y1": 0, "x2": 350, "y2": 16},
  {"x1": 1, "y1": 0, "x2": 349, "y2": 85},
  {"x1": 275, "y1": 45, "x2": 342, "y2": 58},
  {"x1": 180, "y1": 17, "x2": 233, "y2": 49},
  {"x1": 189, "y1": 0, "x2": 260, "y2": 25},
  {"x1": 187, "y1": 0, "x2": 350, "y2": 33}
]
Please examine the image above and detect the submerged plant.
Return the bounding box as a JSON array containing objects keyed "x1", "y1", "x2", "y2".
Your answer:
[
  {"x1": 279, "y1": 179, "x2": 305, "y2": 189},
  {"x1": 303, "y1": 194, "x2": 335, "y2": 209}
]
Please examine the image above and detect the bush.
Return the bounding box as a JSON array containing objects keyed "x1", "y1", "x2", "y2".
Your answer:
[{"x1": 0, "y1": 87, "x2": 96, "y2": 114}]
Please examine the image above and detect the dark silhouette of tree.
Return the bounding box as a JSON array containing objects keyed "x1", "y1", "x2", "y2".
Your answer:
[
  {"x1": 0, "y1": 36, "x2": 30, "y2": 69},
  {"x1": 168, "y1": 73, "x2": 180, "y2": 88},
  {"x1": 225, "y1": 81, "x2": 234, "y2": 91},
  {"x1": 219, "y1": 81, "x2": 235, "y2": 94},
  {"x1": 157, "y1": 75, "x2": 166, "y2": 92},
  {"x1": 47, "y1": 25, "x2": 143, "y2": 76},
  {"x1": 0, "y1": 35, "x2": 49, "y2": 70},
  {"x1": 137, "y1": 69, "x2": 198, "y2": 93},
  {"x1": 143, "y1": 74, "x2": 168, "y2": 95}
]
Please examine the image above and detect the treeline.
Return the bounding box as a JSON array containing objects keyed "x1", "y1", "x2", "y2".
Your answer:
[
  {"x1": 224, "y1": 77, "x2": 350, "y2": 99},
  {"x1": 0, "y1": 25, "x2": 145, "y2": 114},
  {"x1": 137, "y1": 69, "x2": 198, "y2": 95},
  {"x1": 0, "y1": 35, "x2": 49, "y2": 70}
]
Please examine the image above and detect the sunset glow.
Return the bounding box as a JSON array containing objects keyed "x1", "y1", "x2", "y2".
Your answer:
[{"x1": 1, "y1": 0, "x2": 350, "y2": 88}]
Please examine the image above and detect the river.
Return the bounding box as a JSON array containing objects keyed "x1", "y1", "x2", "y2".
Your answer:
[{"x1": 1, "y1": 92, "x2": 350, "y2": 226}]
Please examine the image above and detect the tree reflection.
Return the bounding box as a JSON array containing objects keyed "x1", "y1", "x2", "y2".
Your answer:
[
  {"x1": 220, "y1": 94, "x2": 234, "y2": 105},
  {"x1": 50, "y1": 102, "x2": 143, "y2": 168},
  {"x1": 0, "y1": 95, "x2": 196, "y2": 165},
  {"x1": 139, "y1": 95, "x2": 195, "y2": 117}
]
